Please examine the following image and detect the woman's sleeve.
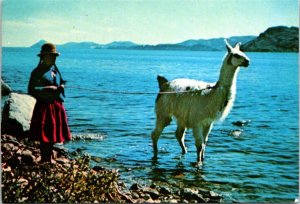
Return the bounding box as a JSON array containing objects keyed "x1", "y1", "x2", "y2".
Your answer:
[
  {"x1": 28, "y1": 71, "x2": 40, "y2": 97},
  {"x1": 28, "y1": 71, "x2": 55, "y2": 102}
]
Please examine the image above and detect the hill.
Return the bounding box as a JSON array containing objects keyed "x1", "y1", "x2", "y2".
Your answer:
[
  {"x1": 178, "y1": 36, "x2": 256, "y2": 51},
  {"x1": 131, "y1": 36, "x2": 255, "y2": 51},
  {"x1": 29, "y1": 26, "x2": 299, "y2": 52},
  {"x1": 30, "y1": 40, "x2": 47, "y2": 48},
  {"x1": 100, "y1": 41, "x2": 138, "y2": 49},
  {"x1": 58, "y1": 42, "x2": 101, "y2": 49},
  {"x1": 241, "y1": 26, "x2": 299, "y2": 52}
]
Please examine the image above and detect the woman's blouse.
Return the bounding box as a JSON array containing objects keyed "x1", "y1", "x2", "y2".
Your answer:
[{"x1": 28, "y1": 65, "x2": 65, "y2": 103}]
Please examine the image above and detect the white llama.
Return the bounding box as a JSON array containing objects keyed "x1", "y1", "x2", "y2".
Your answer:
[{"x1": 151, "y1": 40, "x2": 250, "y2": 165}]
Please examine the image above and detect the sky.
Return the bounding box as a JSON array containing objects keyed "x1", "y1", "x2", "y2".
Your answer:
[{"x1": 2, "y1": 0, "x2": 299, "y2": 47}]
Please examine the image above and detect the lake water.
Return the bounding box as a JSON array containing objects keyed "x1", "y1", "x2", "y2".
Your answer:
[{"x1": 2, "y1": 47, "x2": 299, "y2": 202}]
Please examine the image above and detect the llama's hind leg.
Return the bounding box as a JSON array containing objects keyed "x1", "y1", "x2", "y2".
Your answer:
[
  {"x1": 192, "y1": 126, "x2": 204, "y2": 165},
  {"x1": 151, "y1": 116, "x2": 172, "y2": 154},
  {"x1": 175, "y1": 125, "x2": 187, "y2": 154}
]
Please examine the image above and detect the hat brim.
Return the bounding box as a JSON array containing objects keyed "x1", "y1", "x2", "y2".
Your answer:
[{"x1": 37, "y1": 52, "x2": 60, "y2": 57}]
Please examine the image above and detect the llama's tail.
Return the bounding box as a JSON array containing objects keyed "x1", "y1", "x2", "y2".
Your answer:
[
  {"x1": 157, "y1": 75, "x2": 168, "y2": 91},
  {"x1": 156, "y1": 75, "x2": 168, "y2": 103}
]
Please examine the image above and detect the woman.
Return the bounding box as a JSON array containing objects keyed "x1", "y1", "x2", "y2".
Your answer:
[{"x1": 28, "y1": 42, "x2": 71, "y2": 163}]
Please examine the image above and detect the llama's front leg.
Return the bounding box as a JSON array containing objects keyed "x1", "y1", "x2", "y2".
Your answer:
[
  {"x1": 175, "y1": 126, "x2": 187, "y2": 154},
  {"x1": 201, "y1": 124, "x2": 213, "y2": 161},
  {"x1": 193, "y1": 126, "x2": 204, "y2": 165}
]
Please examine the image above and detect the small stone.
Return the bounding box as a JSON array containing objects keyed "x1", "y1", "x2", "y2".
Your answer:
[
  {"x1": 144, "y1": 188, "x2": 160, "y2": 200},
  {"x1": 21, "y1": 150, "x2": 34, "y2": 163},
  {"x1": 132, "y1": 192, "x2": 140, "y2": 199},
  {"x1": 2, "y1": 164, "x2": 11, "y2": 172},
  {"x1": 18, "y1": 178, "x2": 29, "y2": 188},
  {"x1": 91, "y1": 156, "x2": 102, "y2": 163},
  {"x1": 92, "y1": 166, "x2": 106, "y2": 171},
  {"x1": 169, "y1": 199, "x2": 178, "y2": 203},
  {"x1": 56, "y1": 157, "x2": 70, "y2": 164},
  {"x1": 130, "y1": 183, "x2": 142, "y2": 191},
  {"x1": 143, "y1": 193, "x2": 151, "y2": 200},
  {"x1": 232, "y1": 120, "x2": 251, "y2": 126},
  {"x1": 2, "y1": 143, "x2": 15, "y2": 151},
  {"x1": 210, "y1": 190, "x2": 222, "y2": 198},
  {"x1": 18, "y1": 197, "x2": 28, "y2": 202},
  {"x1": 181, "y1": 188, "x2": 205, "y2": 202},
  {"x1": 229, "y1": 129, "x2": 243, "y2": 138},
  {"x1": 160, "y1": 186, "x2": 172, "y2": 195},
  {"x1": 150, "y1": 183, "x2": 157, "y2": 189}
]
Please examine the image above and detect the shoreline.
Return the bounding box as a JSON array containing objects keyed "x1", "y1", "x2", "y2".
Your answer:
[{"x1": 1, "y1": 133, "x2": 223, "y2": 203}]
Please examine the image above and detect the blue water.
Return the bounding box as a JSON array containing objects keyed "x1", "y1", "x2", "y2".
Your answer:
[{"x1": 2, "y1": 47, "x2": 299, "y2": 202}]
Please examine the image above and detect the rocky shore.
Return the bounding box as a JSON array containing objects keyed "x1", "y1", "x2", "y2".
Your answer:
[{"x1": 1, "y1": 134, "x2": 222, "y2": 203}]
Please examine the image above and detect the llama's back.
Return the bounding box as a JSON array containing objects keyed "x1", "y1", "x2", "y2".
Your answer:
[
  {"x1": 155, "y1": 77, "x2": 219, "y2": 127},
  {"x1": 168, "y1": 78, "x2": 216, "y2": 92}
]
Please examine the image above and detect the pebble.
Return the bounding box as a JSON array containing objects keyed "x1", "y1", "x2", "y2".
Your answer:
[
  {"x1": 159, "y1": 186, "x2": 172, "y2": 195},
  {"x1": 169, "y1": 199, "x2": 178, "y2": 203},
  {"x1": 229, "y1": 129, "x2": 243, "y2": 138},
  {"x1": 131, "y1": 192, "x2": 140, "y2": 199},
  {"x1": 145, "y1": 188, "x2": 160, "y2": 200},
  {"x1": 130, "y1": 183, "x2": 143, "y2": 191},
  {"x1": 2, "y1": 143, "x2": 15, "y2": 151}
]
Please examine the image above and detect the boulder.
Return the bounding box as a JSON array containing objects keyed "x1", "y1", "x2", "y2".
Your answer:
[
  {"x1": 1, "y1": 80, "x2": 12, "y2": 96},
  {"x1": 2, "y1": 93, "x2": 36, "y2": 136}
]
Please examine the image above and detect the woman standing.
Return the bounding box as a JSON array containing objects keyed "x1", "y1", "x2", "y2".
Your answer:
[{"x1": 28, "y1": 42, "x2": 71, "y2": 163}]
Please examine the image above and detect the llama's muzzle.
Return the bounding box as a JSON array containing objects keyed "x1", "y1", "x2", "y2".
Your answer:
[{"x1": 242, "y1": 59, "x2": 250, "y2": 67}]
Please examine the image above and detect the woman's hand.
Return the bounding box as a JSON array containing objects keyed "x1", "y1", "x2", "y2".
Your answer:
[
  {"x1": 44, "y1": 85, "x2": 58, "y2": 90},
  {"x1": 57, "y1": 85, "x2": 65, "y2": 93},
  {"x1": 43, "y1": 85, "x2": 64, "y2": 94}
]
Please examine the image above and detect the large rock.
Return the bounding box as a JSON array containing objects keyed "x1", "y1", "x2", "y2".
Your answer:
[
  {"x1": 1, "y1": 80, "x2": 12, "y2": 96},
  {"x1": 2, "y1": 93, "x2": 36, "y2": 136},
  {"x1": 241, "y1": 26, "x2": 299, "y2": 52}
]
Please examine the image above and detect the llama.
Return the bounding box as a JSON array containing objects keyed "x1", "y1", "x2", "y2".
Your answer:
[{"x1": 151, "y1": 39, "x2": 250, "y2": 165}]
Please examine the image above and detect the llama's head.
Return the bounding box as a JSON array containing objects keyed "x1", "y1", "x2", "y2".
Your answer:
[{"x1": 225, "y1": 39, "x2": 250, "y2": 68}]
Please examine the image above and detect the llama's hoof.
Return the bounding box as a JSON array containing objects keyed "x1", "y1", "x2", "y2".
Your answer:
[
  {"x1": 152, "y1": 151, "x2": 158, "y2": 159},
  {"x1": 195, "y1": 161, "x2": 203, "y2": 168},
  {"x1": 190, "y1": 161, "x2": 203, "y2": 168}
]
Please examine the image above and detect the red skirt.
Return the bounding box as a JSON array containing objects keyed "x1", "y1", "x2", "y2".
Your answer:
[{"x1": 29, "y1": 100, "x2": 72, "y2": 143}]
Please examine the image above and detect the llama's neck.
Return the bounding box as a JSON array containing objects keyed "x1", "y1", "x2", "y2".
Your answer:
[
  {"x1": 215, "y1": 61, "x2": 240, "y2": 120},
  {"x1": 217, "y1": 62, "x2": 239, "y2": 89}
]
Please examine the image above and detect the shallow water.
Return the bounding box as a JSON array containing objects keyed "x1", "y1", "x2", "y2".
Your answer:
[{"x1": 2, "y1": 48, "x2": 299, "y2": 202}]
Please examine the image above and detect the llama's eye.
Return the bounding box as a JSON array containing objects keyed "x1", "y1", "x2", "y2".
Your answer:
[{"x1": 233, "y1": 54, "x2": 241, "y2": 59}]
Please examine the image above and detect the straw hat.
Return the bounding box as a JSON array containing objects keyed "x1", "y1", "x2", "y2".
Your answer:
[{"x1": 37, "y1": 42, "x2": 60, "y2": 57}]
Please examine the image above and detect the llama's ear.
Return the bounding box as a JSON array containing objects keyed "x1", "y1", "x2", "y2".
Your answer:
[
  {"x1": 224, "y1": 39, "x2": 232, "y2": 52},
  {"x1": 234, "y1": 42, "x2": 242, "y2": 49}
]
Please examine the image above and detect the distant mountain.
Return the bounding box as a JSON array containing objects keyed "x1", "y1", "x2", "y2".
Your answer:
[
  {"x1": 132, "y1": 43, "x2": 195, "y2": 51},
  {"x1": 30, "y1": 37, "x2": 255, "y2": 51},
  {"x1": 101, "y1": 41, "x2": 138, "y2": 49},
  {"x1": 29, "y1": 26, "x2": 298, "y2": 52},
  {"x1": 58, "y1": 42, "x2": 101, "y2": 49},
  {"x1": 30, "y1": 40, "x2": 47, "y2": 48},
  {"x1": 178, "y1": 36, "x2": 256, "y2": 51},
  {"x1": 241, "y1": 26, "x2": 299, "y2": 52},
  {"x1": 131, "y1": 36, "x2": 255, "y2": 51}
]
